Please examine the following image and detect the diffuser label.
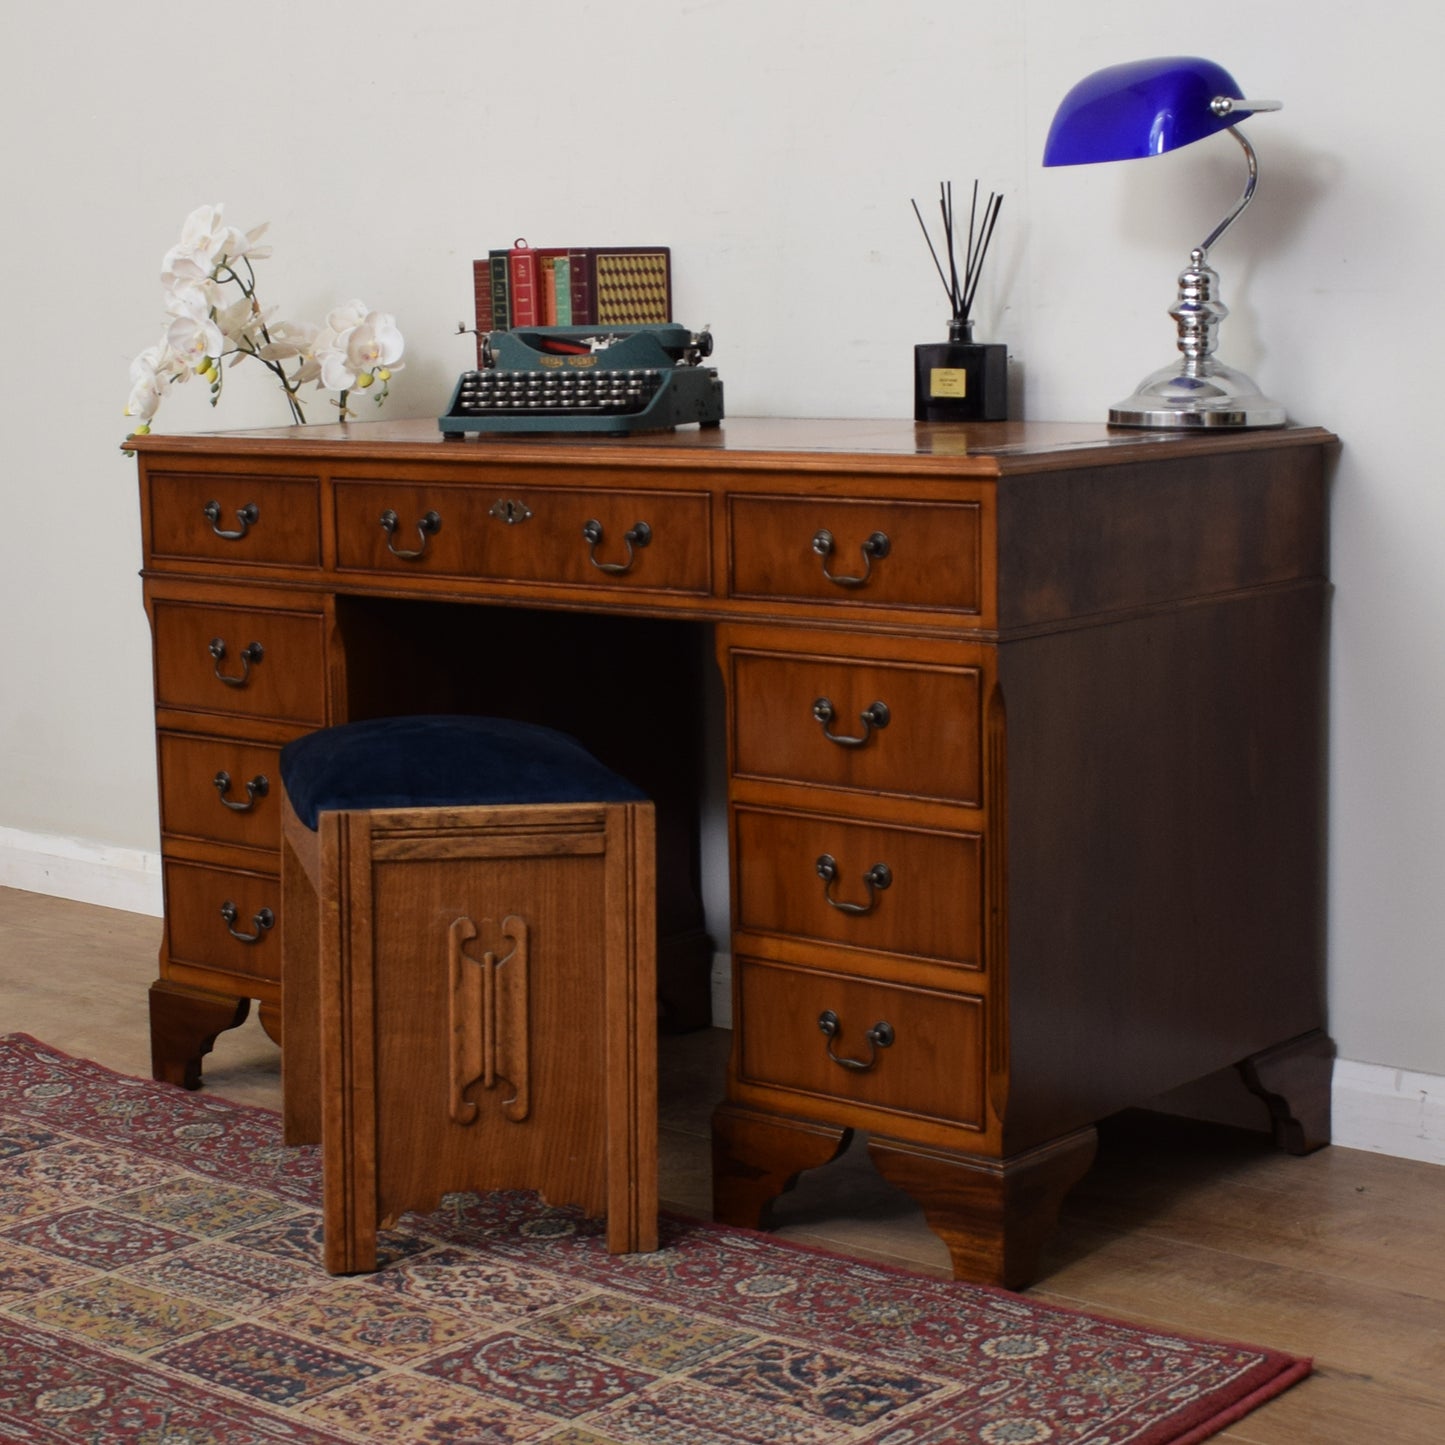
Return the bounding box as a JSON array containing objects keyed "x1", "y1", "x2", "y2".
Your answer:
[{"x1": 930, "y1": 368, "x2": 969, "y2": 398}]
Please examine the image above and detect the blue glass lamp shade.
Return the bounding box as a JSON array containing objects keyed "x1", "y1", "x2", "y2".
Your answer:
[
  {"x1": 1041, "y1": 55, "x2": 1286, "y2": 428},
  {"x1": 1043, "y1": 57, "x2": 1254, "y2": 166}
]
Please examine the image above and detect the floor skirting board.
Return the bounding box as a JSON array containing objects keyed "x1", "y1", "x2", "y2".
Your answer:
[
  {"x1": 2, "y1": 830, "x2": 1441, "y2": 1167},
  {"x1": 1331, "y1": 1059, "x2": 1445, "y2": 1166},
  {"x1": 0, "y1": 826, "x2": 163, "y2": 918}
]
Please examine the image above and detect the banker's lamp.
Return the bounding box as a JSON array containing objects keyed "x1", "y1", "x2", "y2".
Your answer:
[{"x1": 1043, "y1": 56, "x2": 1286, "y2": 428}]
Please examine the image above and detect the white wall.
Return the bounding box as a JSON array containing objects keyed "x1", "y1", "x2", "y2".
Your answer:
[{"x1": 2, "y1": 1, "x2": 1441, "y2": 1083}]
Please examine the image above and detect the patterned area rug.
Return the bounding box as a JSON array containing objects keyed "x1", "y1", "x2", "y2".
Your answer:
[{"x1": 0, "y1": 1034, "x2": 1308, "y2": 1444}]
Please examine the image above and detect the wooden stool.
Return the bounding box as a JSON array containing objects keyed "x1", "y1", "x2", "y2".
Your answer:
[{"x1": 278, "y1": 715, "x2": 657, "y2": 1273}]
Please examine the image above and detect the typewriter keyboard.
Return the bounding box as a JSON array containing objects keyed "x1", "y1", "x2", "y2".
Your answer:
[{"x1": 452, "y1": 368, "x2": 665, "y2": 416}]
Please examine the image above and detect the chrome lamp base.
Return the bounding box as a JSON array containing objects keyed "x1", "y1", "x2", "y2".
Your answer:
[{"x1": 1109, "y1": 357, "x2": 1287, "y2": 429}]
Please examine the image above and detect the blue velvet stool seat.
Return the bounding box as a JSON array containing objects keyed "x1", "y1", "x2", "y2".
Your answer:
[{"x1": 278, "y1": 715, "x2": 658, "y2": 1273}]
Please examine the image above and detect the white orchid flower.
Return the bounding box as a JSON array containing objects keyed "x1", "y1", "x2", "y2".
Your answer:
[
  {"x1": 166, "y1": 313, "x2": 224, "y2": 370},
  {"x1": 345, "y1": 311, "x2": 405, "y2": 373},
  {"x1": 325, "y1": 299, "x2": 370, "y2": 335},
  {"x1": 317, "y1": 342, "x2": 359, "y2": 392},
  {"x1": 125, "y1": 371, "x2": 164, "y2": 422},
  {"x1": 214, "y1": 295, "x2": 265, "y2": 347},
  {"x1": 163, "y1": 280, "x2": 215, "y2": 321},
  {"x1": 160, "y1": 204, "x2": 229, "y2": 284},
  {"x1": 178, "y1": 204, "x2": 228, "y2": 262},
  {"x1": 257, "y1": 318, "x2": 318, "y2": 363},
  {"x1": 125, "y1": 341, "x2": 188, "y2": 424},
  {"x1": 218, "y1": 220, "x2": 273, "y2": 267}
]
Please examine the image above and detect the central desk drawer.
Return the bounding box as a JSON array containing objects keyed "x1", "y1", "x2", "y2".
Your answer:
[
  {"x1": 730, "y1": 647, "x2": 982, "y2": 804},
  {"x1": 152, "y1": 602, "x2": 327, "y2": 724},
  {"x1": 736, "y1": 956, "x2": 986, "y2": 1129},
  {"x1": 334, "y1": 481, "x2": 712, "y2": 592},
  {"x1": 158, "y1": 732, "x2": 284, "y2": 852},
  {"x1": 729, "y1": 495, "x2": 982, "y2": 612},
  {"x1": 734, "y1": 806, "x2": 982, "y2": 969}
]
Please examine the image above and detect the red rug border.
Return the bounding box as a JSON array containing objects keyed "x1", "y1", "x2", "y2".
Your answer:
[{"x1": 0, "y1": 1032, "x2": 1314, "y2": 1444}]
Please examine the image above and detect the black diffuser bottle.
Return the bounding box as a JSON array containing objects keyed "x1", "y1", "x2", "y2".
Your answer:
[
  {"x1": 914, "y1": 318, "x2": 1008, "y2": 422},
  {"x1": 911, "y1": 182, "x2": 1008, "y2": 422}
]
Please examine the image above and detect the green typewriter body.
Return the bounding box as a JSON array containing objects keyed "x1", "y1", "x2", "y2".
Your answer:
[{"x1": 439, "y1": 324, "x2": 723, "y2": 437}]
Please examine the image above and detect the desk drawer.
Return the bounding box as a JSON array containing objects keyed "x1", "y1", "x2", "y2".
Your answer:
[
  {"x1": 334, "y1": 481, "x2": 711, "y2": 592},
  {"x1": 152, "y1": 602, "x2": 327, "y2": 724},
  {"x1": 734, "y1": 806, "x2": 982, "y2": 969},
  {"x1": 147, "y1": 473, "x2": 321, "y2": 568},
  {"x1": 736, "y1": 956, "x2": 986, "y2": 1129},
  {"x1": 164, "y1": 860, "x2": 280, "y2": 985},
  {"x1": 158, "y1": 732, "x2": 283, "y2": 852},
  {"x1": 730, "y1": 648, "x2": 982, "y2": 804},
  {"x1": 729, "y1": 495, "x2": 982, "y2": 612}
]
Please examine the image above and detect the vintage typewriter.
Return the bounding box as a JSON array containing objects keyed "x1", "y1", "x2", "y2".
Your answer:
[{"x1": 439, "y1": 323, "x2": 723, "y2": 437}]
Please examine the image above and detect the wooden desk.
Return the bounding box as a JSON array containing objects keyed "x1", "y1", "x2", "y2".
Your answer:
[{"x1": 130, "y1": 416, "x2": 1335, "y2": 1286}]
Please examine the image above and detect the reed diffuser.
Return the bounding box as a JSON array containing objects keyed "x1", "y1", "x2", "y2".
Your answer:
[{"x1": 911, "y1": 181, "x2": 1007, "y2": 422}]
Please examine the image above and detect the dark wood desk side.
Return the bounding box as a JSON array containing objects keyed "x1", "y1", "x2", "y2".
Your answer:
[{"x1": 130, "y1": 416, "x2": 1336, "y2": 1286}]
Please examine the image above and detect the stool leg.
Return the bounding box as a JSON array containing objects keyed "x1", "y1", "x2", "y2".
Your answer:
[
  {"x1": 280, "y1": 822, "x2": 320, "y2": 1148},
  {"x1": 604, "y1": 801, "x2": 659, "y2": 1254},
  {"x1": 318, "y1": 810, "x2": 380, "y2": 1274}
]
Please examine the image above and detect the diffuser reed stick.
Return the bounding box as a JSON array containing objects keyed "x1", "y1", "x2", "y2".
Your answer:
[{"x1": 911, "y1": 181, "x2": 1003, "y2": 336}]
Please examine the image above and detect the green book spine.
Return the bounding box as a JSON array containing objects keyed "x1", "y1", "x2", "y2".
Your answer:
[
  {"x1": 489, "y1": 250, "x2": 510, "y2": 330},
  {"x1": 553, "y1": 256, "x2": 572, "y2": 325}
]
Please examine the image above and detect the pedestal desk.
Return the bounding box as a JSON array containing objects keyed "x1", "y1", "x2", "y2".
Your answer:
[{"x1": 129, "y1": 416, "x2": 1335, "y2": 1287}]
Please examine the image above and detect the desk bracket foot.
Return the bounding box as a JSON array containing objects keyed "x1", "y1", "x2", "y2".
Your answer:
[
  {"x1": 148, "y1": 979, "x2": 250, "y2": 1091},
  {"x1": 711, "y1": 1103, "x2": 851, "y2": 1231},
  {"x1": 867, "y1": 1128, "x2": 1098, "y2": 1290},
  {"x1": 1237, "y1": 1028, "x2": 1335, "y2": 1155}
]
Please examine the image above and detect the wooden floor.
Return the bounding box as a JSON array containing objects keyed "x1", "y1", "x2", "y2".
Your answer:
[{"x1": 2, "y1": 884, "x2": 1442, "y2": 1441}]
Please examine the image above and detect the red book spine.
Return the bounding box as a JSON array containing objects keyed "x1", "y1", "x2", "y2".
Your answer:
[{"x1": 508, "y1": 239, "x2": 539, "y2": 327}]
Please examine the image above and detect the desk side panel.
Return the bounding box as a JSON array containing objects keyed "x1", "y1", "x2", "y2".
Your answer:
[{"x1": 996, "y1": 581, "x2": 1329, "y2": 1149}]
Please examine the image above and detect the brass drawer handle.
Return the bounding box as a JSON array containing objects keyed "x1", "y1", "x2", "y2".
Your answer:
[
  {"x1": 209, "y1": 638, "x2": 264, "y2": 688},
  {"x1": 815, "y1": 854, "x2": 893, "y2": 915},
  {"x1": 818, "y1": 1009, "x2": 895, "y2": 1072},
  {"x1": 213, "y1": 770, "x2": 269, "y2": 813},
  {"x1": 812, "y1": 697, "x2": 890, "y2": 748},
  {"x1": 379, "y1": 509, "x2": 442, "y2": 560},
  {"x1": 202, "y1": 500, "x2": 259, "y2": 540},
  {"x1": 583, "y1": 518, "x2": 651, "y2": 575},
  {"x1": 811, "y1": 528, "x2": 890, "y2": 588},
  {"x1": 220, "y1": 901, "x2": 274, "y2": 944}
]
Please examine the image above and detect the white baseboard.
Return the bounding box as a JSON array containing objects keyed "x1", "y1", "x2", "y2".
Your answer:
[
  {"x1": 0, "y1": 826, "x2": 163, "y2": 918},
  {"x1": 1331, "y1": 1060, "x2": 1445, "y2": 1166}
]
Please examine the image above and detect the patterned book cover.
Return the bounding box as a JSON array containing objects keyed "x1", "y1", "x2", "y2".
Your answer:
[{"x1": 591, "y1": 247, "x2": 671, "y2": 324}]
